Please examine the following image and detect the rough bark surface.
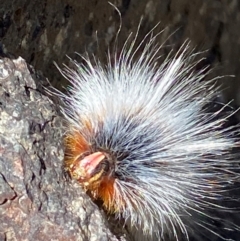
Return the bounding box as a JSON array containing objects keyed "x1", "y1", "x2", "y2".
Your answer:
[{"x1": 0, "y1": 57, "x2": 128, "y2": 241}]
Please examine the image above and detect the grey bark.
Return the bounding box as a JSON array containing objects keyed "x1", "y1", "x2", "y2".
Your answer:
[{"x1": 0, "y1": 57, "x2": 128, "y2": 241}]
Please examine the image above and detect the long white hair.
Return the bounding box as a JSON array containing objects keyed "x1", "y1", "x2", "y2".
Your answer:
[{"x1": 57, "y1": 23, "x2": 240, "y2": 241}]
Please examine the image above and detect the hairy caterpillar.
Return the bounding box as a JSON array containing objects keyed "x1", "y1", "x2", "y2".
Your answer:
[{"x1": 57, "y1": 26, "x2": 240, "y2": 241}]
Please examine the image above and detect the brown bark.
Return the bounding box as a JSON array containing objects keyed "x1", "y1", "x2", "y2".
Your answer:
[{"x1": 0, "y1": 1, "x2": 240, "y2": 104}]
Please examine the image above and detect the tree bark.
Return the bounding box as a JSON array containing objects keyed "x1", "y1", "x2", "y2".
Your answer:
[{"x1": 0, "y1": 57, "x2": 128, "y2": 241}]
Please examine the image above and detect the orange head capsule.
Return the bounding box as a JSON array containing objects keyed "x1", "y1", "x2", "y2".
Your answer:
[{"x1": 64, "y1": 130, "x2": 122, "y2": 212}]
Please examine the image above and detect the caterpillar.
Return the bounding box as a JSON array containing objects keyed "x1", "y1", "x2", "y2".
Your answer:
[{"x1": 57, "y1": 26, "x2": 240, "y2": 241}]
